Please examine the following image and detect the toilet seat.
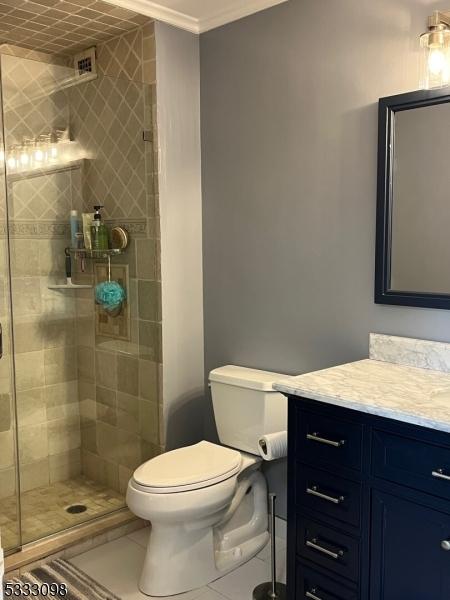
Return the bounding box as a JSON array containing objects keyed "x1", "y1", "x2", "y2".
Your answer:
[{"x1": 132, "y1": 441, "x2": 242, "y2": 494}]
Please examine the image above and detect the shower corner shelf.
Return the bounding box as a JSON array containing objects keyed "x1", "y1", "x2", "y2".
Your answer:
[
  {"x1": 48, "y1": 283, "x2": 93, "y2": 290},
  {"x1": 68, "y1": 248, "x2": 124, "y2": 259}
]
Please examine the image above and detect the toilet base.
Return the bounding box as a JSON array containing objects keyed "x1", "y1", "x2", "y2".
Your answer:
[
  {"x1": 138, "y1": 470, "x2": 269, "y2": 597},
  {"x1": 139, "y1": 527, "x2": 269, "y2": 597},
  {"x1": 215, "y1": 530, "x2": 269, "y2": 575}
]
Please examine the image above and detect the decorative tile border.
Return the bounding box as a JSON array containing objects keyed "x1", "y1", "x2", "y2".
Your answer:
[
  {"x1": 0, "y1": 218, "x2": 147, "y2": 240},
  {"x1": 369, "y1": 333, "x2": 450, "y2": 374},
  {"x1": 106, "y1": 219, "x2": 147, "y2": 238},
  {"x1": 0, "y1": 221, "x2": 69, "y2": 239}
]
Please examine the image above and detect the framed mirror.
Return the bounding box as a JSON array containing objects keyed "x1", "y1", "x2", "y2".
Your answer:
[{"x1": 375, "y1": 86, "x2": 450, "y2": 309}]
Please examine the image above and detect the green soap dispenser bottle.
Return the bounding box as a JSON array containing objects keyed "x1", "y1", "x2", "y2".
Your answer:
[{"x1": 91, "y1": 205, "x2": 109, "y2": 250}]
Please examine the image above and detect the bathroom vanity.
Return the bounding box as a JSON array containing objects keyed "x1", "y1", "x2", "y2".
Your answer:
[{"x1": 275, "y1": 334, "x2": 450, "y2": 600}]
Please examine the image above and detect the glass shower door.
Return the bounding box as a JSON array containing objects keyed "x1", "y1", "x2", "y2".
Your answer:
[
  {"x1": 0, "y1": 31, "x2": 160, "y2": 547},
  {"x1": 0, "y1": 70, "x2": 21, "y2": 553}
]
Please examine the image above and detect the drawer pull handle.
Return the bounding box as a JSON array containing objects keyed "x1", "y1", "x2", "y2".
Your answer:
[
  {"x1": 432, "y1": 469, "x2": 450, "y2": 481},
  {"x1": 306, "y1": 485, "x2": 345, "y2": 504},
  {"x1": 306, "y1": 589, "x2": 323, "y2": 600},
  {"x1": 441, "y1": 540, "x2": 450, "y2": 551},
  {"x1": 305, "y1": 537, "x2": 344, "y2": 560},
  {"x1": 306, "y1": 432, "x2": 345, "y2": 448}
]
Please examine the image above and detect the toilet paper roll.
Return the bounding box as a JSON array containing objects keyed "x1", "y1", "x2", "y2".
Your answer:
[{"x1": 258, "y1": 431, "x2": 288, "y2": 461}]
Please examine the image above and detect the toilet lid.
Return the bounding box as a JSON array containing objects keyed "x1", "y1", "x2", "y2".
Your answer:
[{"x1": 132, "y1": 441, "x2": 242, "y2": 492}]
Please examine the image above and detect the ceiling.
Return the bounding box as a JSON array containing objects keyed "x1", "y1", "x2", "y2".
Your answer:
[
  {"x1": 0, "y1": 0, "x2": 149, "y2": 56},
  {"x1": 0, "y1": 0, "x2": 287, "y2": 57},
  {"x1": 104, "y1": 0, "x2": 289, "y2": 33}
]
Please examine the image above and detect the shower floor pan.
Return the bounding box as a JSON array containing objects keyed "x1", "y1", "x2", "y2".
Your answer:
[{"x1": 1, "y1": 476, "x2": 125, "y2": 550}]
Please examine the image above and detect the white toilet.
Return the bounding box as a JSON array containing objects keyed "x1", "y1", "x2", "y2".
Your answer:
[{"x1": 126, "y1": 365, "x2": 287, "y2": 597}]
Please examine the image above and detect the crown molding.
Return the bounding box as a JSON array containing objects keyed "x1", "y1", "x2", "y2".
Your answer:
[
  {"x1": 105, "y1": 0, "x2": 201, "y2": 33},
  {"x1": 105, "y1": 0, "x2": 288, "y2": 34},
  {"x1": 198, "y1": 0, "x2": 288, "y2": 33}
]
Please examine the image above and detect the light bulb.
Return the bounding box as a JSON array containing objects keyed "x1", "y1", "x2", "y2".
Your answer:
[
  {"x1": 428, "y1": 47, "x2": 446, "y2": 75},
  {"x1": 50, "y1": 145, "x2": 58, "y2": 159},
  {"x1": 7, "y1": 156, "x2": 16, "y2": 170},
  {"x1": 34, "y1": 149, "x2": 44, "y2": 162},
  {"x1": 20, "y1": 152, "x2": 29, "y2": 166}
]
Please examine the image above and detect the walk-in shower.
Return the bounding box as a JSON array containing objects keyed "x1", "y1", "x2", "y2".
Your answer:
[{"x1": 0, "y1": 0, "x2": 162, "y2": 554}]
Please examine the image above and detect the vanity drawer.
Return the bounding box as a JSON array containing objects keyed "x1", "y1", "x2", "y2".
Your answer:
[
  {"x1": 296, "y1": 563, "x2": 358, "y2": 600},
  {"x1": 297, "y1": 465, "x2": 362, "y2": 528},
  {"x1": 298, "y1": 410, "x2": 362, "y2": 472},
  {"x1": 372, "y1": 429, "x2": 450, "y2": 501},
  {"x1": 296, "y1": 516, "x2": 359, "y2": 583}
]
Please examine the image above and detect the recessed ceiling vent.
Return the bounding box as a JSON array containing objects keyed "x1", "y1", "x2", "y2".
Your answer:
[{"x1": 73, "y1": 47, "x2": 97, "y2": 83}]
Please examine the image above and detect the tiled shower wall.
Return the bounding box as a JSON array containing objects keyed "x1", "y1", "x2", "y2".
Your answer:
[
  {"x1": 0, "y1": 21, "x2": 162, "y2": 506},
  {"x1": 1, "y1": 51, "x2": 83, "y2": 499},
  {"x1": 71, "y1": 23, "x2": 163, "y2": 495}
]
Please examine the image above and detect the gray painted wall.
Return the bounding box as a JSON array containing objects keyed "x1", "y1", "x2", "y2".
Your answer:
[
  {"x1": 155, "y1": 22, "x2": 205, "y2": 451},
  {"x1": 200, "y1": 0, "x2": 450, "y2": 518}
]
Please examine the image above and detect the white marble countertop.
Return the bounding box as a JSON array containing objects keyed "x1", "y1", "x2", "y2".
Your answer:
[{"x1": 273, "y1": 358, "x2": 450, "y2": 433}]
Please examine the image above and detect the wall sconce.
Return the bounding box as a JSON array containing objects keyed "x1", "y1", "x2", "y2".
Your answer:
[{"x1": 420, "y1": 10, "x2": 450, "y2": 89}]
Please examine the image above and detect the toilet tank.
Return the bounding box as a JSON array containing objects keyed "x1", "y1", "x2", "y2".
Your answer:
[{"x1": 209, "y1": 365, "x2": 288, "y2": 455}]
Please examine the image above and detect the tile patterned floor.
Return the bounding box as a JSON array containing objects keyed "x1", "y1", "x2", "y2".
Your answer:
[
  {"x1": 1, "y1": 476, "x2": 125, "y2": 550},
  {"x1": 71, "y1": 526, "x2": 287, "y2": 600}
]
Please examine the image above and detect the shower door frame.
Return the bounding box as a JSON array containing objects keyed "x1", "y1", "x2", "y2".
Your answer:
[{"x1": 0, "y1": 57, "x2": 23, "y2": 556}]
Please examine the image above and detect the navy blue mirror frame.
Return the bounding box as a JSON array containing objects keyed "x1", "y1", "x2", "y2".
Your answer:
[{"x1": 375, "y1": 86, "x2": 450, "y2": 310}]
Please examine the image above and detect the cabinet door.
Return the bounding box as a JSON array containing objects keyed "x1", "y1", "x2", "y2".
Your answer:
[{"x1": 370, "y1": 491, "x2": 450, "y2": 600}]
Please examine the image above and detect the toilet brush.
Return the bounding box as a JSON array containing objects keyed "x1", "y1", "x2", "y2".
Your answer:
[{"x1": 253, "y1": 494, "x2": 287, "y2": 600}]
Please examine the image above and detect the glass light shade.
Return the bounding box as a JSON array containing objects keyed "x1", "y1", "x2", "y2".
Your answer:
[
  {"x1": 420, "y1": 27, "x2": 450, "y2": 89},
  {"x1": 20, "y1": 150, "x2": 29, "y2": 166},
  {"x1": 34, "y1": 148, "x2": 44, "y2": 162}
]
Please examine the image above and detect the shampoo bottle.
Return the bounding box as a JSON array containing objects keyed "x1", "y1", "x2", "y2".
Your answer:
[
  {"x1": 70, "y1": 210, "x2": 80, "y2": 248},
  {"x1": 91, "y1": 205, "x2": 109, "y2": 250}
]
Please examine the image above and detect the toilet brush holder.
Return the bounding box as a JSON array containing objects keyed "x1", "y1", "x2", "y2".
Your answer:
[{"x1": 253, "y1": 493, "x2": 287, "y2": 600}]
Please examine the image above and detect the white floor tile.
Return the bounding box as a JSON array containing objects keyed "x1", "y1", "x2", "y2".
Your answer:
[
  {"x1": 256, "y1": 536, "x2": 286, "y2": 564},
  {"x1": 202, "y1": 590, "x2": 230, "y2": 600},
  {"x1": 71, "y1": 537, "x2": 147, "y2": 600},
  {"x1": 272, "y1": 547, "x2": 286, "y2": 584},
  {"x1": 275, "y1": 518, "x2": 286, "y2": 541},
  {"x1": 256, "y1": 540, "x2": 268, "y2": 561},
  {"x1": 209, "y1": 558, "x2": 271, "y2": 600},
  {"x1": 71, "y1": 532, "x2": 287, "y2": 600},
  {"x1": 256, "y1": 542, "x2": 286, "y2": 585},
  {"x1": 128, "y1": 527, "x2": 150, "y2": 548},
  {"x1": 70, "y1": 537, "x2": 207, "y2": 600}
]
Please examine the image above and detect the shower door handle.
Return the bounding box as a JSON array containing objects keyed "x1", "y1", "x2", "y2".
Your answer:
[{"x1": 0, "y1": 322, "x2": 3, "y2": 359}]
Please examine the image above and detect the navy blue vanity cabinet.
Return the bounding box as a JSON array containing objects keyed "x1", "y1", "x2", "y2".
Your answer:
[
  {"x1": 286, "y1": 396, "x2": 450, "y2": 600},
  {"x1": 370, "y1": 491, "x2": 450, "y2": 599}
]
